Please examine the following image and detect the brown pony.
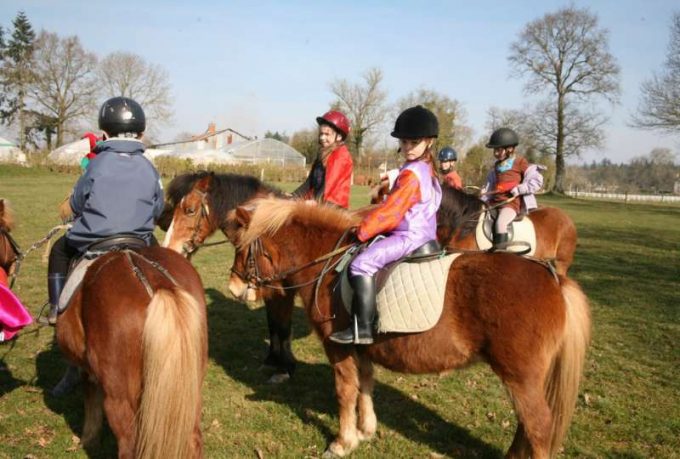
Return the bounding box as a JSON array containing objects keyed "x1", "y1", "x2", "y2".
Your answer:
[
  {"x1": 159, "y1": 171, "x2": 297, "y2": 379},
  {"x1": 371, "y1": 181, "x2": 577, "y2": 275},
  {"x1": 56, "y1": 246, "x2": 208, "y2": 458},
  {"x1": 226, "y1": 197, "x2": 591, "y2": 458},
  {"x1": 0, "y1": 199, "x2": 20, "y2": 278}
]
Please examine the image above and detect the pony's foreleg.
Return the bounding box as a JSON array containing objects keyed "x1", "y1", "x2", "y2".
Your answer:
[
  {"x1": 264, "y1": 291, "x2": 297, "y2": 379},
  {"x1": 325, "y1": 349, "x2": 360, "y2": 457},
  {"x1": 81, "y1": 379, "x2": 104, "y2": 449},
  {"x1": 356, "y1": 353, "x2": 376, "y2": 441}
]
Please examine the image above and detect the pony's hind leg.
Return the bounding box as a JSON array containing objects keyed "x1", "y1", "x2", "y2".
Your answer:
[
  {"x1": 102, "y1": 395, "x2": 137, "y2": 459},
  {"x1": 356, "y1": 353, "x2": 376, "y2": 441},
  {"x1": 81, "y1": 379, "x2": 104, "y2": 449},
  {"x1": 505, "y1": 380, "x2": 552, "y2": 459}
]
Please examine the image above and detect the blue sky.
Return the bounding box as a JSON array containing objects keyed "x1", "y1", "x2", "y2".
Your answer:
[{"x1": 2, "y1": 0, "x2": 679, "y2": 163}]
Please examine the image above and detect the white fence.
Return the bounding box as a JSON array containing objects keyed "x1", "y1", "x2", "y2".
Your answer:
[{"x1": 566, "y1": 191, "x2": 680, "y2": 203}]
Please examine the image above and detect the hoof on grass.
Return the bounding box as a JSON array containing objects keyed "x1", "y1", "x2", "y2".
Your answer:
[{"x1": 267, "y1": 372, "x2": 290, "y2": 384}]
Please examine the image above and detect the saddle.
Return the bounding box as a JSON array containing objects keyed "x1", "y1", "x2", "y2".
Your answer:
[
  {"x1": 336, "y1": 240, "x2": 460, "y2": 334},
  {"x1": 58, "y1": 235, "x2": 149, "y2": 312},
  {"x1": 476, "y1": 209, "x2": 536, "y2": 255}
]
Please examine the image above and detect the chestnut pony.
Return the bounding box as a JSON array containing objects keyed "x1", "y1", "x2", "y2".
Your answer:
[
  {"x1": 371, "y1": 181, "x2": 577, "y2": 275},
  {"x1": 159, "y1": 171, "x2": 296, "y2": 379},
  {"x1": 0, "y1": 199, "x2": 20, "y2": 279},
  {"x1": 56, "y1": 246, "x2": 208, "y2": 458},
  {"x1": 227, "y1": 197, "x2": 591, "y2": 458}
]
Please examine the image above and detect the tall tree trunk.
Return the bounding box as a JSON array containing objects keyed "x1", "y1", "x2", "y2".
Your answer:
[
  {"x1": 18, "y1": 90, "x2": 26, "y2": 152},
  {"x1": 554, "y1": 94, "x2": 566, "y2": 193},
  {"x1": 56, "y1": 122, "x2": 64, "y2": 148}
]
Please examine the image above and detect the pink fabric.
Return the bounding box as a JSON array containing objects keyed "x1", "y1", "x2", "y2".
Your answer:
[{"x1": 0, "y1": 283, "x2": 32, "y2": 341}]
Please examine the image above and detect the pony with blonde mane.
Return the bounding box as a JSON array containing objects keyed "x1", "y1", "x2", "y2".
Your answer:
[
  {"x1": 56, "y1": 246, "x2": 208, "y2": 458},
  {"x1": 227, "y1": 197, "x2": 591, "y2": 458}
]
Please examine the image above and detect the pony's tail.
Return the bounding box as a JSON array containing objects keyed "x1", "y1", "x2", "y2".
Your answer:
[
  {"x1": 136, "y1": 288, "x2": 206, "y2": 459},
  {"x1": 545, "y1": 277, "x2": 591, "y2": 456}
]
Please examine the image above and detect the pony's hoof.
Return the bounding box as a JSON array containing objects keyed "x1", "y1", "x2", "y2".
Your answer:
[
  {"x1": 267, "y1": 372, "x2": 290, "y2": 384},
  {"x1": 357, "y1": 429, "x2": 375, "y2": 442},
  {"x1": 323, "y1": 442, "x2": 346, "y2": 458}
]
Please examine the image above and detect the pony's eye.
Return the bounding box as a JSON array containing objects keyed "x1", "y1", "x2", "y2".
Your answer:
[{"x1": 185, "y1": 207, "x2": 196, "y2": 216}]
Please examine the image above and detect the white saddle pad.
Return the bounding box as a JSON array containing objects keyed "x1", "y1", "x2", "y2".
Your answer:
[
  {"x1": 58, "y1": 258, "x2": 98, "y2": 312},
  {"x1": 374, "y1": 254, "x2": 460, "y2": 333},
  {"x1": 474, "y1": 212, "x2": 537, "y2": 256}
]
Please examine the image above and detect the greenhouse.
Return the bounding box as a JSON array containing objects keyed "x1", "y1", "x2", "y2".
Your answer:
[
  {"x1": 154, "y1": 138, "x2": 306, "y2": 167},
  {"x1": 0, "y1": 137, "x2": 27, "y2": 164}
]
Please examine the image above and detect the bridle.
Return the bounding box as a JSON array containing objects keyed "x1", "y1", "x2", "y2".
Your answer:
[
  {"x1": 0, "y1": 227, "x2": 22, "y2": 288},
  {"x1": 231, "y1": 228, "x2": 356, "y2": 292},
  {"x1": 180, "y1": 188, "x2": 212, "y2": 257},
  {"x1": 230, "y1": 228, "x2": 356, "y2": 321}
]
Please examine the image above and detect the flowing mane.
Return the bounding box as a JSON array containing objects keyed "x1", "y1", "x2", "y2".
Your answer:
[
  {"x1": 0, "y1": 199, "x2": 15, "y2": 231},
  {"x1": 238, "y1": 197, "x2": 360, "y2": 248},
  {"x1": 438, "y1": 185, "x2": 483, "y2": 239}
]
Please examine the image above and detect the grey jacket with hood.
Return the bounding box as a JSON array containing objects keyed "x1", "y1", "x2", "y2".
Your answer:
[{"x1": 67, "y1": 139, "x2": 164, "y2": 252}]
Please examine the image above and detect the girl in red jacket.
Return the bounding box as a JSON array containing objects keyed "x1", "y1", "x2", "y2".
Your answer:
[{"x1": 293, "y1": 110, "x2": 353, "y2": 208}]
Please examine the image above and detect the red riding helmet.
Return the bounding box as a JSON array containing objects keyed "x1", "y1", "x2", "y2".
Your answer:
[{"x1": 316, "y1": 110, "x2": 351, "y2": 139}]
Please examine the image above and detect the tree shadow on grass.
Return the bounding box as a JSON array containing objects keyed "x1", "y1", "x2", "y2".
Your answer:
[
  {"x1": 35, "y1": 340, "x2": 117, "y2": 458},
  {"x1": 205, "y1": 287, "x2": 503, "y2": 458}
]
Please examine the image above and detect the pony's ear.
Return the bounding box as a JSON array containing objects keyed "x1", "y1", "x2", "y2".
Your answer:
[
  {"x1": 0, "y1": 199, "x2": 4, "y2": 215},
  {"x1": 235, "y1": 206, "x2": 252, "y2": 227},
  {"x1": 196, "y1": 175, "x2": 212, "y2": 193}
]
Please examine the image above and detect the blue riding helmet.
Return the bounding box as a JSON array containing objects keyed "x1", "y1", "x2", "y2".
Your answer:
[{"x1": 438, "y1": 146, "x2": 458, "y2": 162}]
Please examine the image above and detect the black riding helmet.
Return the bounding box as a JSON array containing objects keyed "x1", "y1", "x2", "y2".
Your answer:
[
  {"x1": 486, "y1": 128, "x2": 519, "y2": 149},
  {"x1": 391, "y1": 105, "x2": 439, "y2": 139},
  {"x1": 98, "y1": 97, "x2": 146, "y2": 136}
]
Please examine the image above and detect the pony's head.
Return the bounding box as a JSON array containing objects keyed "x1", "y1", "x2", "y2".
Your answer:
[
  {"x1": 369, "y1": 179, "x2": 390, "y2": 204},
  {"x1": 0, "y1": 199, "x2": 15, "y2": 232},
  {"x1": 226, "y1": 197, "x2": 358, "y2": 302},
  {"x1": 162, "y1": 173, "x2": 217, "y2": 257},
  {"x1": 161, "y1": 171, "x2": 284, "y2": 257}
]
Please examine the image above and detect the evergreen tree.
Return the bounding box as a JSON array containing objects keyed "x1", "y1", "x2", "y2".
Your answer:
[{"x1": 0, "y1": 11, "x2": 36, "y2": 150}]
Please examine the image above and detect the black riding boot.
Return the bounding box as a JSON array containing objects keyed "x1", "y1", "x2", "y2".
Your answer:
[
  {"x1": 492, "y1": 233, "x2": 510, "y2": 251},
  {"x1": 50, "y1": 365, "x2": 81, "y2": 397},
  {"x1": 329, "y1": 275, "x2": 376, "y2": 345},
  {"x1": 47, "y1": 273, "x2": 66, "y2": 326}
]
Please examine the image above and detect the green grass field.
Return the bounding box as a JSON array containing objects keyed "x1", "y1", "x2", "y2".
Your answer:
[{"x1": 0, "y1": 165, "x2": 678, "y2": 458}]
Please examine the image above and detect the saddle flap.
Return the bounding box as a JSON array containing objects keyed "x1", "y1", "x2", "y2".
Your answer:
[
  {"x1": 476, "y1": 212, "x2": 537, "y2": 256},
  {"x1": 58, "y1": 257, "x2": 99, "y2": 312},
  {"x1": 337, "y1": 253, "x2": 460, "y2": 334}
]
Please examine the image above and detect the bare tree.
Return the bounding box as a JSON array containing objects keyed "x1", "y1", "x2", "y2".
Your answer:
[
  {"x1": 97, "y1": 52, "x2": 173, "y2": 138},
  {"x1": 289, "y1": 127, "x2": 318, "y2": 164},
  {"x1": 330, "y1": 67, "x2": 388, "y2": 159},
  {"x1": 529, "y1": 100, "x2": 605, "y2": 158},
  {"x1": 509, "y1": 6, "x2": 620, "y2": 192},
  {"x1": 459, "y1": 142, "x2": 494, "y2": 188},
  {"x1": 632, "y1": 13, "x2": 680, "y2": 134},
  {"x1": 397, "y1": 88, "x2": 472, "y2": 154},
  {"x1": 28, "y1": 31, "x2": 98, "y2": 147}
]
